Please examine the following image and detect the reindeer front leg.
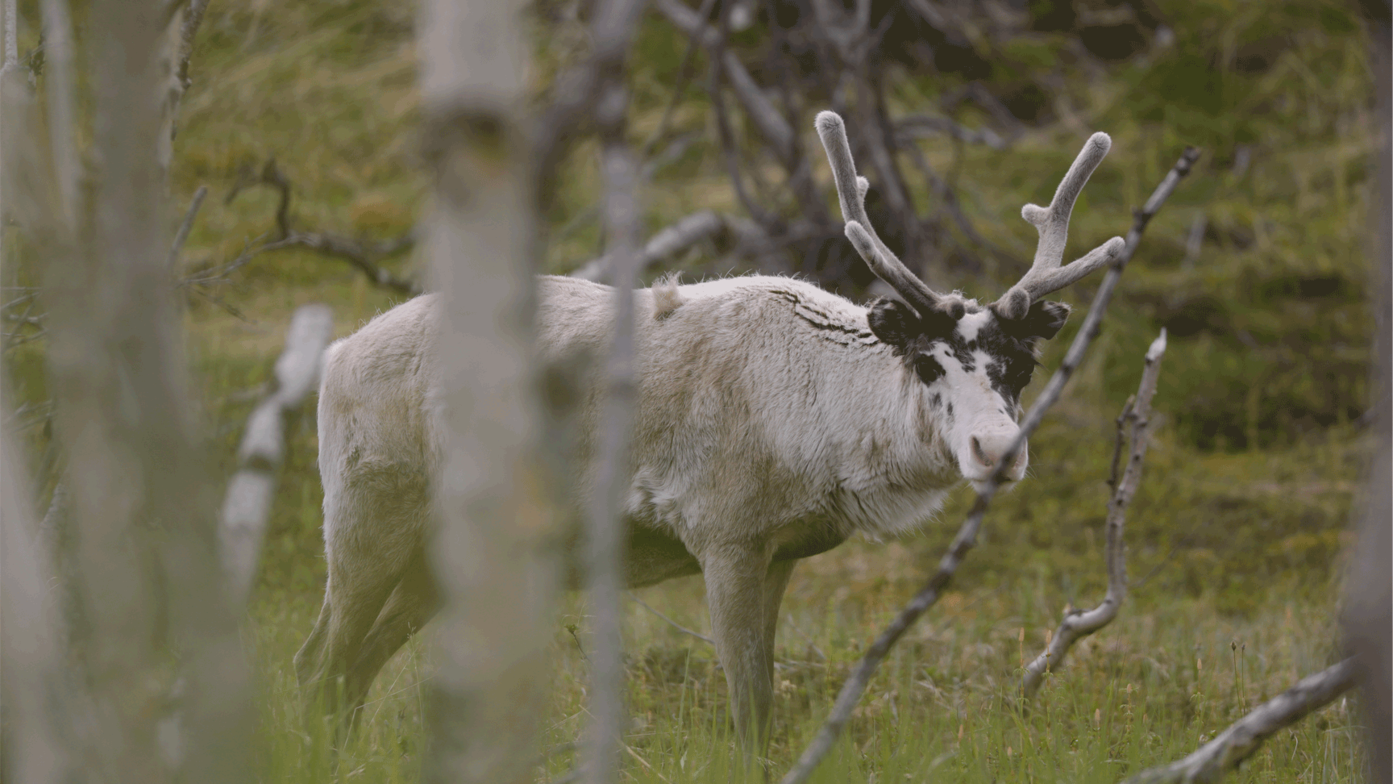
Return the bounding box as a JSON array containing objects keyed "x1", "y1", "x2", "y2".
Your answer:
[{"x1": 701, "y1": 541, "x2": 777, "y2": 756}]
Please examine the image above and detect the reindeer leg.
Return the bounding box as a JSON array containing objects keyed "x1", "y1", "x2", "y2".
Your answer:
[
  {"x1": 701, "y1": 542, "x2": 777, "y2": 758},
  {"x1": 342, "y1": 546, "x2": 440, "y2": 724},
  {"x1": 761, "y1": 560, "x2": 795, "y2": 686}
]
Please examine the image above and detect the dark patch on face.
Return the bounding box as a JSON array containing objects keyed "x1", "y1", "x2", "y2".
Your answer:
[
  {"x1": 930, "y1": 392, "x2": 942, "y2": 409},
  {"x1": 867, "y1": 297, "x2": 1070, "y2": 407},
  {"x1": 914, "y1": 354, "x2": 945, "y2": 385}
]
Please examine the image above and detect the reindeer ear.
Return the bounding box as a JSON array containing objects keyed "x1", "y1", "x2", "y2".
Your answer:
[
  {"x1": 1003, "y1": 300, "x2": 1071, "y2": 340},
  {"x1": 868, "y1": 298, "x2": 916, "y2": 349}
]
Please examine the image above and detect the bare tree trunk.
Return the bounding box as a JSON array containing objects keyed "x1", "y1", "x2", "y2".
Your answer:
[
  {"x1": 418, "y1": 0, "x2": 556, "y2": 782},
  {"x1": 1, "y1": 414, "x2": 70, "y2": 784},
  {"x1": 40, "y1": 1, "x2": 252, "y2": 779},
  {"x1": 1344, "y1": 4, "x2": 1391, "y2": 780}
]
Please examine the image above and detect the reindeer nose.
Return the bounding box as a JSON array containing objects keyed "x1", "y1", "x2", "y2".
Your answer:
[{"x1": 969, "y1": 432, "x2": 1027, "y2": 480}]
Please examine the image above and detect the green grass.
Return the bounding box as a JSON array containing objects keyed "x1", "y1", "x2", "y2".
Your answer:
[{"x1": 5, "y1": 0, "x2": 1378, "y2": 780}]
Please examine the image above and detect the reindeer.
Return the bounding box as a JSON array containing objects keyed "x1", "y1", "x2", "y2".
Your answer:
[{"x1": 293, "y1": 111, "x2": 1124, "y2": 748}]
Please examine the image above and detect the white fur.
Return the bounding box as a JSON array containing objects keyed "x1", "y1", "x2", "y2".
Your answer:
[{"x1": 296, "y1": 274, "x2": 1031, "y2": 744}]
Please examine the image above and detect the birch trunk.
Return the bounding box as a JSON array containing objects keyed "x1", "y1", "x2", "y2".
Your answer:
[
  {"x1": 40, "y1": 1, "x2": 252, "y2": 779},
  {"x1": 418, "y1": 0, "x2": 557, "y2": 781}
]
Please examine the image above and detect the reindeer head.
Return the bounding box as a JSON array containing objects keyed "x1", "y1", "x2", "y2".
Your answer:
[{"x1": 815, "y1": 111, "x2": 1123, "y2": 490}]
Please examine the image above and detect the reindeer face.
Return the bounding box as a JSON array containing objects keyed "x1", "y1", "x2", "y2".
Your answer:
[{"x1": 869, "y1": 297, "x2": 1070, "y2": 490}]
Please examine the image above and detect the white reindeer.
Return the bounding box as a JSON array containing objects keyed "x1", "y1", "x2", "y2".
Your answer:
[{"x1": 294, "y1": 111, "x2": 1123, "y2": 746}]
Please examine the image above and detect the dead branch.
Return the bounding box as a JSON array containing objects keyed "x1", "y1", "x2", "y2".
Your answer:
[
  {"x1": 894, "y1": 114, "x2": 1007, "y2": 150},
  {"x1": 167, "y1": 185, "x2": 207, "y2": 270},
  {"x1": 218, "y1": 304, "x2": 333, "y2": 608},
  {"x1": 1020, "y1": 329, "x2": 1167, "y2": 701},
  {"x1": 570, "y1": 210, "x2": 736, "y2": 282},
  {"x1": 1123, "y1": 658, "x2": 1359, "y2": 784},
  {"x1": 222, "y1": 158, "x2": 421, "y2": 295},
  {"x1": 581, "y1": 1, "x2": 647, "y2": 782},
  {"x1": 630, "y1": 594, "x2": 715, "y2": 646},
  {"x1": 779, "y1": 144, "x2": 1200, "y2": 784},
  {"x1": 651, "y1": 0, "x2": 794, "y2": 164}
]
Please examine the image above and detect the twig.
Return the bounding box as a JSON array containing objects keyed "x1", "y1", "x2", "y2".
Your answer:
[
  {"x1": 651, "y1": 0, "x2": 794, "y2": 164},
  {"x1": 227, "y1": 158, "x2": 291, "y2": 239},
  {"x1": 1020, "y1": 330, "x2": 1166, "y2": 701},
  {"x1": 571, "y1": 210, "x2": 733, "y2": 283},
  {"x1": 630, "y1": 594, "x2": 714, "y2": 645},
  {"x1": 1107, "y1": 396, "x2": 1135, "y2": 491},
  {"x1": 218, "y1": 304, "x2": 333, "y2": 607},
  {"x1": 895, "y1": 114, "x2": 1007, "y2": 150},
  {"x1": 636, "y1": 0, "x2": 717, "y2": 162},
  {"x1": 223, "y1": 158, "x2": 421, "y2": 294},
  {"x1": 167, "y1": 185, "x2": 208, "y2": 270},
  {"x1": 259, "y1": 231, "x2": 420, "y2": 295},
  {"x1": 1123, "y1": 658, "x2": 1358, "y2": 783},
  {"x1": 778, "y1": 144, "x2": 1200, "y2": 784}
]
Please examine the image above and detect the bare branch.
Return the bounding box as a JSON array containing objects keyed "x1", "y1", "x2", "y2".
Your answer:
[
  {"x1": 218, "y1": 304, "x2": 333, "y2": 608},
  {"x1": 651, "y1": 0, "x2": 795, "y2": 164},
  {"x1": 894, "y1": 114, "x2": 1007, "y2": 150},
  {"x1": 1020, "y1": 329, "x2": 1167, "y2": 701},
  {"x1": 167, "y1": 185, "x2": 208, "y2": 271},
  {"x1": 1123, "y1": 658, "x2": 1359, "y2": 784},
  {"x1": 570, "y1": 210, "x2": 732, "y2": 282},
  {"x1": 631, "y1": 594, "x2": 714, "y2": 645},
  {"x1": 779, "y1": 145, "x2": 1200, "y2": 784}
]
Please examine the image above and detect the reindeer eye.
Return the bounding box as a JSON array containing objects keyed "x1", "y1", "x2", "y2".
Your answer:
[{"x1": 913, "y1": 354, "x2": 945, "y2": 385}]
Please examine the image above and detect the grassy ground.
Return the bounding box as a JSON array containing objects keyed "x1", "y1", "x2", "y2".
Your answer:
[{"x1": 5, "y1": 0, "x2": 1378, "y2": 780}]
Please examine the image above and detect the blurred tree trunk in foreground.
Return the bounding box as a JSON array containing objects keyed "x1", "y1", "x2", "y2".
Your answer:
[
  {"x1": 2, "y1": 0, "x2": 253, "y2": 780},
  {"x1": 1345, "y1": 2, "x2": 1391, "y2": 780},
  {"x1": 418, "y1": 0, "x2": 558, "y2": 782}
]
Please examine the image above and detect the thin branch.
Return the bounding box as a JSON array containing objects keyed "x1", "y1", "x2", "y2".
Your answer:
[
  {"x1": 570, "y1": 210, "x2": 733, "y2": 282},
  {"x1": 630, "y1": 594, "x2": 714, "y2": 645},
  {"x1": 636, "y1": 0, "x2": 717, "y2": 162},
  {"x1": 1020, "y1": 330, "x2": 1167, "y2": 701},
  {"x1": 1106, "y1": 396, "x2": 1136, "y2": 491},
  {"x1": 218, "y1": 304, "x2": 333, "y2": 608},
  {"x1": 894, "y1": 114, "x2": 1007, "y2": 150},
  {"x1": 651, "y1": 0, "x2": 795, "y2": 164},
  {"x1": 779, "y1": 144, "x2": 1200, "y2": 784},
  {"x1": 167, "y1": 185, "x2": 208, "y2": 271},
  {"x1": 1123, "y1": 658, "x2": 1359, "y2": 784}
]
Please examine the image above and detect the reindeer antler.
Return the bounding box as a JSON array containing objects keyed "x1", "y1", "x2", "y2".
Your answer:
[
  {"x1": 994, "y1": 132, "x2": 1125, "y2": 320},
  {"x1": 815, "y1": 111, "x2": 964, "y2": 321}
]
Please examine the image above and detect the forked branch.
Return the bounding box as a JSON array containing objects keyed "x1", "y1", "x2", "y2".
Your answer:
[
  {"x1": 779, "y1": 144, "x2": 1200, "y2": 784},
  {"x1": 1020, "y1": 328, "x2": 1167, "y2": 701}
]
